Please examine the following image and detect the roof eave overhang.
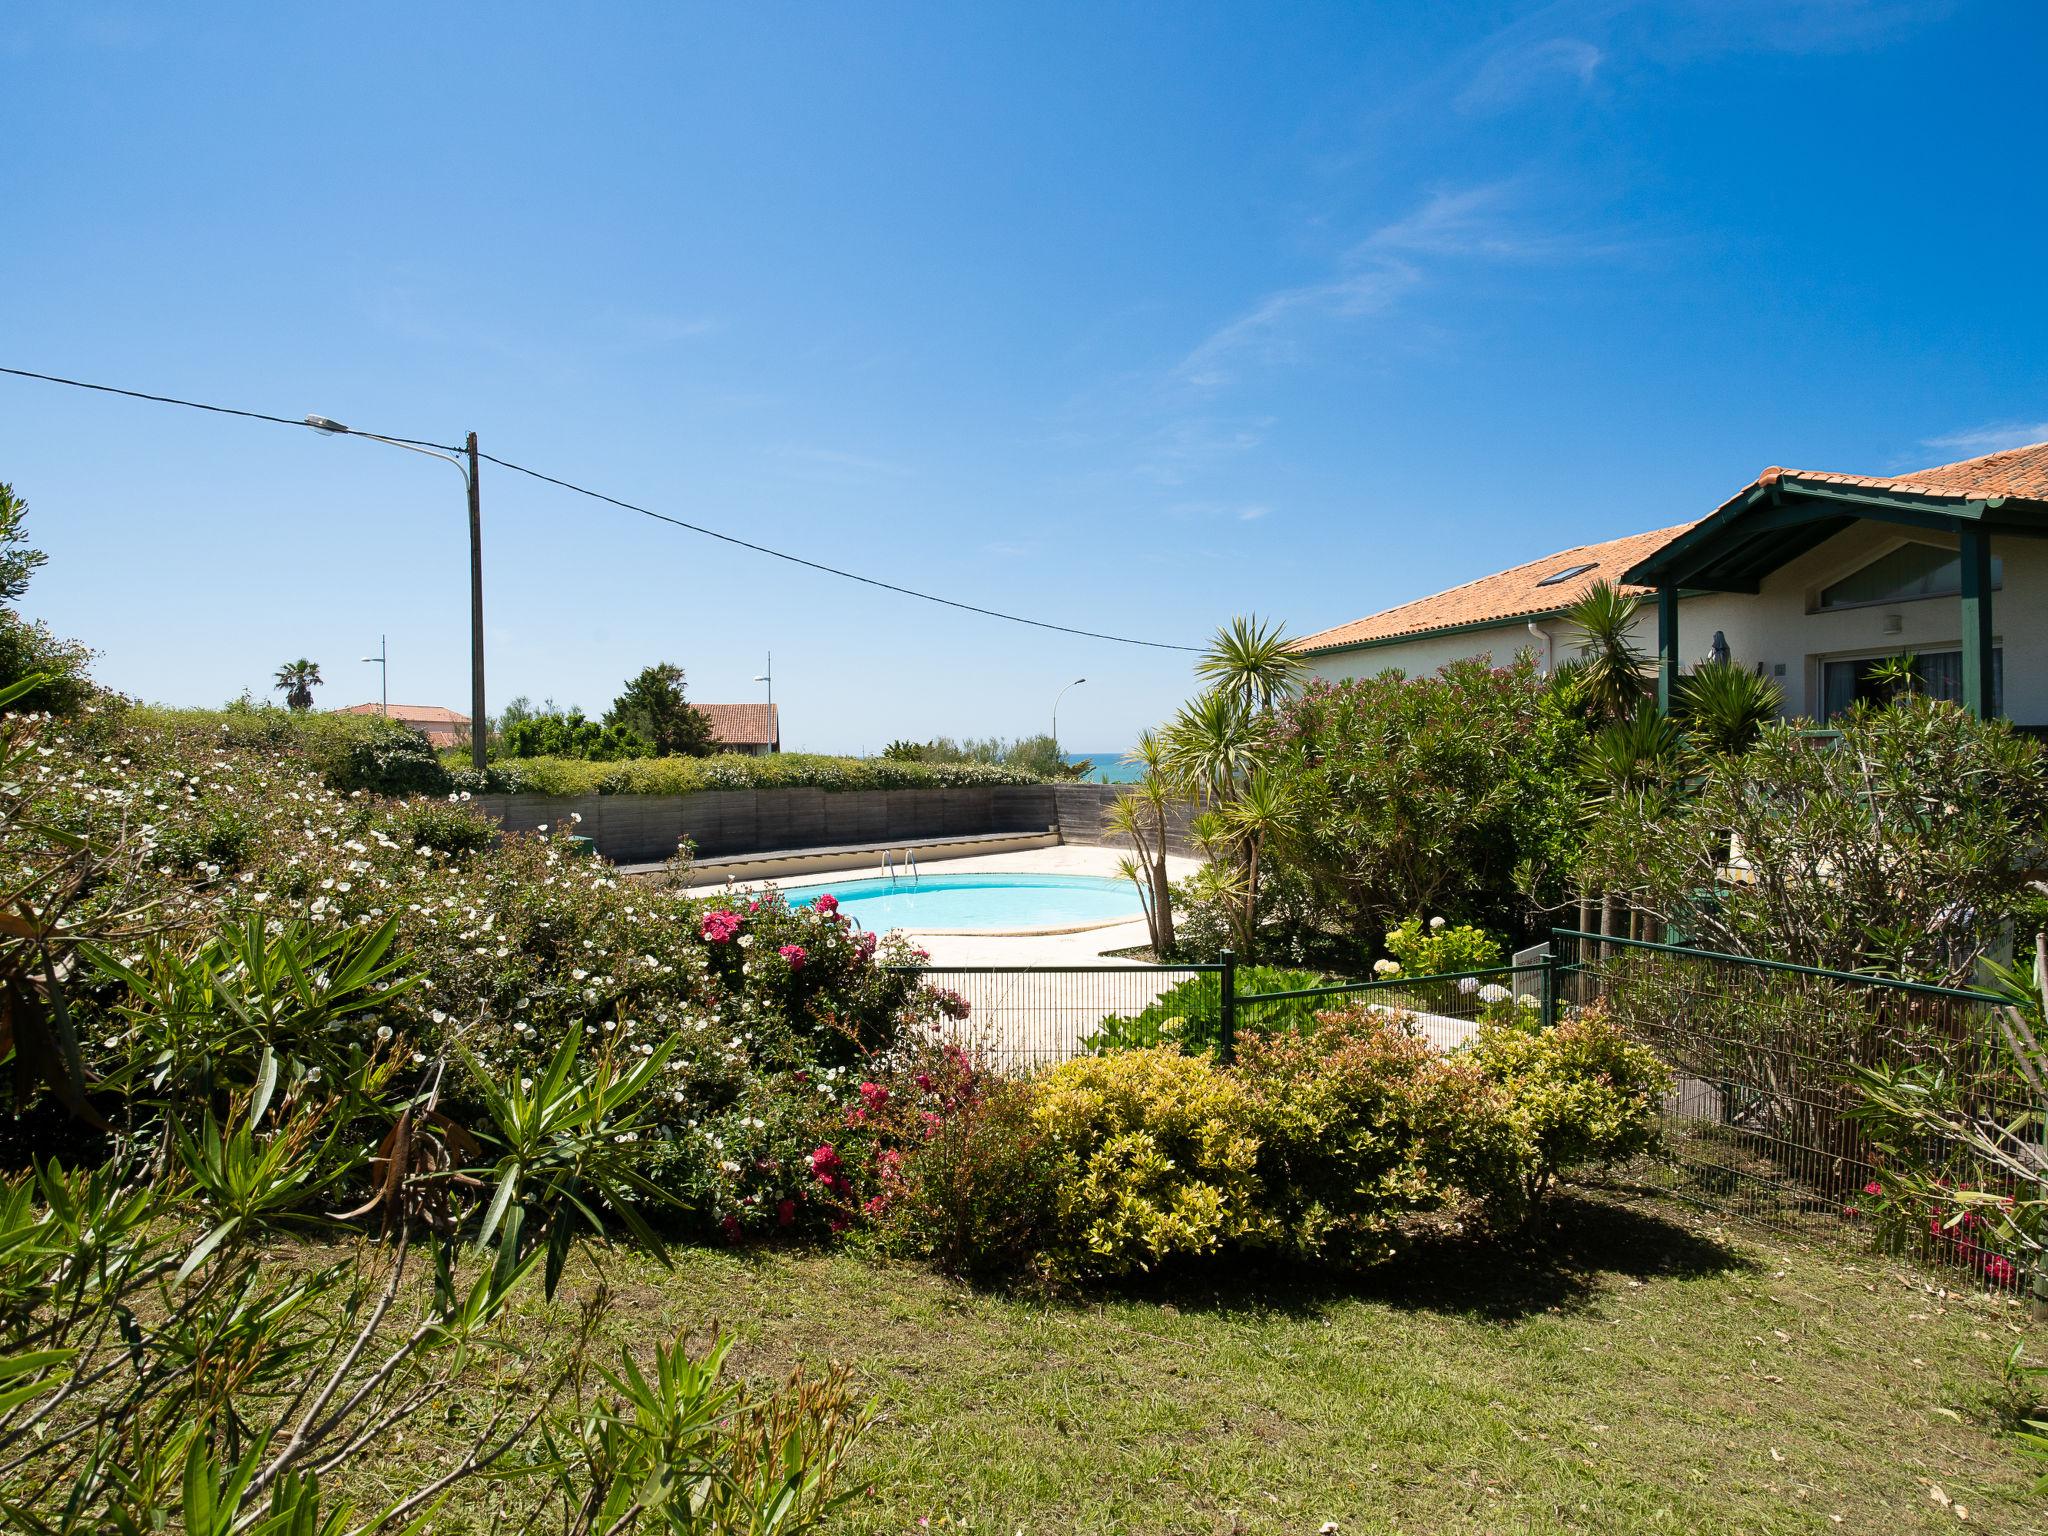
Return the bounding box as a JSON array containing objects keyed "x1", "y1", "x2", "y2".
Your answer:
[
  {"x1": 1621, "y1": 478, "x2": 2048, "y2": 589},
  {"x1": 1295, "y1": 607, "x2": 1576, "y2": 659}
]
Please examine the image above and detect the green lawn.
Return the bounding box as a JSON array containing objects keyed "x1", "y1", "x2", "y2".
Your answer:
[{"x1": 398, "y1": 1189, "x2": 2043, "y2": 1534}]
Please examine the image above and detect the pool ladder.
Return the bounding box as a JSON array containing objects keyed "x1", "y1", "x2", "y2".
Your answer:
[{"x1": 879, "y1": 847, "x2": 920, "y2": 888}]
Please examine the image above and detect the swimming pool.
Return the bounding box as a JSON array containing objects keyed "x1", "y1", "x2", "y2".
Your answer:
[{"x1": 787, "y1": 873, "x2": 1142, "y2": 932}]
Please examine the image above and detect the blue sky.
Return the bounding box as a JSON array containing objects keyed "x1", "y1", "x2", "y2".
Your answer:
[{"x1": 4, "y1": 1, "x2": 2044, "y2": 752}]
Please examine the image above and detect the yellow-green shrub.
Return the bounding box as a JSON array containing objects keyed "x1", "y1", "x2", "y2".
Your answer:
[
  {"x1": 1466, "y1": 1005, "x2": 1669, "y2": 1217},
  {"x1": 1030, "y1": 1046, "x2": 1268, "y2": 1278}
]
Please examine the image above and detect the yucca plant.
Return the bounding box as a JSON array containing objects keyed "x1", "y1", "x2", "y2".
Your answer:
[
  {"x1": 1675, "y1": 659, "x2": 1782, "y2": 756},
  {"x1": 1561, "y1": 580, "x2": 1650, "y2": 724}
]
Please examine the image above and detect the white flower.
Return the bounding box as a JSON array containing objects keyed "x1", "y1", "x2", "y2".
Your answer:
[
  {"x1": 1373, "y1": 959, "x2": 1400, "y2": 976},
  {"x1": 1429, "y1": 916, "x2": 1447, "y2": 930},
  {"x1": 1478, "y1": 983, "x2": 1511, "y2": 1003},
  {"x1": 737, "y1": 934, "x2": 754, "y2": 949},
  {"x1": 1457, "y1": 976, "x2": 1479, "y2": 994}
]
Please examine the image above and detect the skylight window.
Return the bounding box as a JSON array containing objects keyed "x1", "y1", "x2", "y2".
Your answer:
[{"x1": 1536, "y1": 561, "x2": 1598, "y2": 587}]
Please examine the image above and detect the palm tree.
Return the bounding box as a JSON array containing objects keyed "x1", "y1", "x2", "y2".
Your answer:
[
  {"x1": 1562, "y1": 580, "x2": 1650, "y2": 724},
  {"x1": 1108, "y1": 729, "x2": 1178, "y2": 955},
  {"x1": 1677, "y1": 660, "x2": 1782, "y2": 756},
  {"x1": 1195, "y1": 614, "x2": 1306, "y2": 717},
  {"x1": 273, "y1": 659, "x2": 323, "y2": 712}
]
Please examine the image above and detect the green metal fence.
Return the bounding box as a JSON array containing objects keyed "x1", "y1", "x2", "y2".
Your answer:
[{"x1": 1551, "y1": 927, "x2": 2042, "y2": 1287}]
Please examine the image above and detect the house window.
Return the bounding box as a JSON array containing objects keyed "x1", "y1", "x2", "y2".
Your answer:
[
  {"x1": 1536, "y1": 561, "x2": 1598, "y2": 587},
  {"x1": 1816, "y1": 541, "x2": 2002, "y2": 610},
  {"x1": 1821, "y1": 649, "x2": 2002, "y2": 717}
]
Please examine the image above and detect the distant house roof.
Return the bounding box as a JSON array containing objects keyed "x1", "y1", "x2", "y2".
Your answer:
[
  {"x1": 695, "y1": 702, "x2": 779, "y2": 750},
  {"x1": 332, "y1": 703, "x2": 471, "y2": 745},
  {"x1": 1292, "y1": 523, "x2": 1695, "y2": 656},
  {"x1": 335, "y1": 704, "x2": 470, "y2": 726}
]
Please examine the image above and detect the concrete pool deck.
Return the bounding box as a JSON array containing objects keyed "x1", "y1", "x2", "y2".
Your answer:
[{"x1": 684, "y1": 843, "x2": 1202, "y2": 965}]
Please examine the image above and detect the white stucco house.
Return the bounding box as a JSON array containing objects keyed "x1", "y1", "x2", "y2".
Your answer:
[{"x1": 1293, "y1": 440, "x2": 2048, "y2": 728}]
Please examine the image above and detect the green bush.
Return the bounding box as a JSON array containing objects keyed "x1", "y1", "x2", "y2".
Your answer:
[
  {"x1": 387, "y1": 794, "x2": 499, "y2": 855},
  {"x1": 869, "y1": 1044, "x2": 1060, "y2": 1278},
  {"x1": 449, "y1": 750, "x2": 1047, "y2": 796},
  {"x1": 324, "y1": 717, "x2": 454, "y2": 795},
  {"x1": 1380, "y1": 916, "x2": 1504, "y2": 977},
  {"x1": 1234, "y1": 1017, "x2": 1485, "y2": 1262},
  {"x1": 1030, "y1": 1045, "x2": 1270, "y2": 1279},
  {"x1": 1085, "y1": 964, "x2": 1330, "y2": 1054},
  {"x1": 1465, "y1": 1005, "x2": 1669, "y2": 1218}
]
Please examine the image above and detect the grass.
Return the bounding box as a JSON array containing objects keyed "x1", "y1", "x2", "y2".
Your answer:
[{"x1": 357, "y1": 1186, "x2": 2043, "y2": 1535}]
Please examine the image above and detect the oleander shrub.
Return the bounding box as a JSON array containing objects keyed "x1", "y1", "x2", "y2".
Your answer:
[
  {"x1": 1030, "y1": 1046, "x2": 1269, "y2": 1279},
  {"x1": 1465, "y1": 1004, "x2": 1669, "y2": 1219}
]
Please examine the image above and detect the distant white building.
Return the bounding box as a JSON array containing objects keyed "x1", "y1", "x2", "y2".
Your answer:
[{"x1": 1293, "y1": 441, "x2": 2048, "y2": 727}]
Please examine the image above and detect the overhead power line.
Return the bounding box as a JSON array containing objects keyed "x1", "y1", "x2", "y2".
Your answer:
[
  {"x1": 0, "y1": 365, "x2": 458, "y2": 452},
  {"x1": 1, "y1": 363, "x2": 1202, "y2": 654},
  {"x1": 476, "y1": 451, "x2": 1203, "y2": 653}
]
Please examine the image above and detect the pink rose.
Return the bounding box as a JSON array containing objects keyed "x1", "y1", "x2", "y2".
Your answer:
[{"x1": 779, "y1": 943, "x2": 808, "y2": 969}]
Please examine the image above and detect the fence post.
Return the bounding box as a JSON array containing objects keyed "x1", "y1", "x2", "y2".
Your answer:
[
  {"x1": 1540, "y1": 951, "x2": 1557, "y2": 1030},
  {"x1": 1218, "y1": 949, "x2": 1237, "y2": 1065}
]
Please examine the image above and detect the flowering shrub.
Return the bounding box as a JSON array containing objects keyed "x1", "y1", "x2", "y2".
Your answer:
[
  {"x1": 1380, "y1": 916, "x2": 1505, "y2": 978},
  {"x1": 1029, "y1": 1046, "x2": 1270, "y2": 1279},
  {"x1": 864, "y1": 1043, "x2": 1059, "y2": 1277},
  {"x1": 22, "y1": 706, "x2": 943, "y2": 1239},
  {"x1": 449, "y1": 750, "x2": 1049, "y2": 797}
]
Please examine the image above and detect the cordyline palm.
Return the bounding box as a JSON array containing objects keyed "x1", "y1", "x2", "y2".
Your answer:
[
  {"x1": 1563, "y1": 580, "x2": 1650, "y2": 725},
  {"x1": 1214, "y1": 768, "x2": 1292, "y2": 953},
  {"x1": 273, "y1": 658, "x2": 324, "y2": 712},
  {"x1": 1164, "y1": 688, "x2": 1261, "y2": 805},
  {"x1": 1196, "y1": 614, "x2": 1306, "y2": 717},
  {"x1": 1577, "y1": 706, "x2": 1685, "y2": 814},
  {"x1": 1109, "y1": 729, "x2": 1177, "y2": 955}
]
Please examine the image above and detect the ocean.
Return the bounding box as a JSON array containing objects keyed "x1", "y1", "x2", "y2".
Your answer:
[{"x1": 1063, "y1": 750, "x2": 1143, "y2": 784}]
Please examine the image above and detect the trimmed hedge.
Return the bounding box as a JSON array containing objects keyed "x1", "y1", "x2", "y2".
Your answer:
[
  {"x1": 444, "y1": 751, "x2": 1046, "y2": 796},
  {"x1": 118, "y1": 705, "x2": 1048, "y2": 797}
]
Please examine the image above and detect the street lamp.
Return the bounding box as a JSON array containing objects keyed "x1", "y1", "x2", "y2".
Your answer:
[
  {"x1": 361, "y1": 634, "x2": 388, "y2": 718},
  {"x1": 752, "y1": 652, "x2": 772, "y2": 710},
  {"x1": 308, "y1": 415, "x2": 487, "y2": 771},
  {"x1": 1052, "y1": 677, "x2": 1086, "y2": 762}
]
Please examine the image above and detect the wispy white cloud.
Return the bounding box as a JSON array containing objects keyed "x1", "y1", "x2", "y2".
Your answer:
[
  {"x1": 1167, "y1": 499, "x2": 1274, "y2": 523},
  {"x1": 1457, "y1": 36, "x2": 1603, "y2": 113},
  {"x1": 1921, "y1": 420, "x2": 2048, "y2": 458},
  {"x1": 1174, "y1": 180, "x2": 1619, "y2": 393},
  {"x1": 772, "y1": 445, "x2": 913, "y2": 482},
  {"x1": 1133, "y1": 416, "x2": 1275, "y2": 484}
]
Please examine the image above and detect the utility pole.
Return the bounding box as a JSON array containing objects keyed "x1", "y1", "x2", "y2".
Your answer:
[
  {"x1": 754, "y1": 652, "x2": 773, "y2": 711},
  {"x1": 466, "y1": 432, "x2": 487, "y2": 772}
]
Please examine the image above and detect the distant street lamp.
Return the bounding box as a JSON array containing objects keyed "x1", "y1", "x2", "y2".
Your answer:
[
  {"x1": 1052, "y1": 677, "x2": 1086, "y2": 761},
  {"x1": 361, "y1": 634, "x2": 388, "y2": 717},
  {"x1": 307, "y1": 415, "x2": 486, "y2": 771},
  {"x1": 753, "y1": 652, "x2": 773, "y2": 710}
]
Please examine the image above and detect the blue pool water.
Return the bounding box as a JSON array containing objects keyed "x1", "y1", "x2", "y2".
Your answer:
[{"x1": 787, "y1": 873, "x2": 1141, "y2": 930}]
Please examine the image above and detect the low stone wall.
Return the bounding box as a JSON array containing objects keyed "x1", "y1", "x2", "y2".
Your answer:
[{"x1": 471, "y1": 785, "x2": 1063, "y2": 866}]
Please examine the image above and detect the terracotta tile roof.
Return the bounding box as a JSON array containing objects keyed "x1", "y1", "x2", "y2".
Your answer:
[
  {"x1": 333, "y1": 704, "x2": 470, "y2": 725},
  {"x1": 695, "y1": 701, "x2": 779, "y2": 748},
  {"x1": 1292, "y1": 523, "x2": 1695, "y2": 655},
  {"x1": 1720, "y1": 439, "x2": 2048, "y2": 516}
]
